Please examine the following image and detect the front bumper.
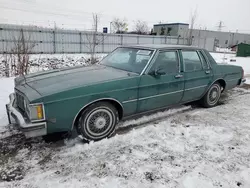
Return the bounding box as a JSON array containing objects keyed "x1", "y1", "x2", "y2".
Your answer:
[{"x1": 6, "y1": 93, "x2": 47, "y2": 138}]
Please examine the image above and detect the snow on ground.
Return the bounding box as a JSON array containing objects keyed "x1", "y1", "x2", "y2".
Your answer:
[
  {"x1": 0, "y1": 54, "x2": 107, "y2": 77},
  {"x1": 211, "y1": 52, "x2": 250, "y2": 76},
  {"x1": 0, "y1": 77, "x2": 14, "y2": 133},
  {"x1": 215, "y1": 47, "x2": 235, "y2": 53},
  {"x1": 1, "y1": 77, "x2": 250, "y2": 187}
]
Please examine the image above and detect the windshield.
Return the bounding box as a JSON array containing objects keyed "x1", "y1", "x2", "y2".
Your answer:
[{"x1": 101, "y1": 47, "x2": 154, "y2": 74}]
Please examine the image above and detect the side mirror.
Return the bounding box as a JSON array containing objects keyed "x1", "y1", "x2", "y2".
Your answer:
[
  {"x1": 148, "y1": 65, "x2": 166, "y2": 76},
  {"x1": 149, "y1": 66, "x2": 166, "y2": 76},
  {"x1": 155, "y1": 66, "x2": 166, "y2": 76}
]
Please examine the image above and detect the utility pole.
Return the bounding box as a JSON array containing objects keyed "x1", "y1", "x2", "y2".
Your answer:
[
  {"x1": 189, "y1": 9, "x2": 197, "y2": 45},
  {"x1": 217, "y1": 21, "x2": 225, "y2": 32},
  {"x1": 110, "y1": 22, "x2": 112, "y2": 33}
]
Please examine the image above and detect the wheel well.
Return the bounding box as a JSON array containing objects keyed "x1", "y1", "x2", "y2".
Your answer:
[
  {"x1": 73, "y1": 99, "x2": 123, "y2": 129},
  {"x1": 217, "y1": 79, "x2": 226, "y2": 92}
]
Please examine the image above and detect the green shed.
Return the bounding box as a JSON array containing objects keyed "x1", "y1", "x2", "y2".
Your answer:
[{"x1": 236, "y1": 43, "x2": 250, "y2": 57}]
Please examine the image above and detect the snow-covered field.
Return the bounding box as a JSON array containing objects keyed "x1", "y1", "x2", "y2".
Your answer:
[{"x1": 0, "y1": 52, "x2": 250, "y2": 188}]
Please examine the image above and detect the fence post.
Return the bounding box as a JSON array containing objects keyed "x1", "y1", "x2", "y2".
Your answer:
[
  {"x1": 79, "y1": 32, "x2": 82, "y2": 53},
  {"x1": 102, "y1": 34, "x2": 104, "y2": 53},
  {"x1": 137, "y1": 36, "x2": 139, "y2": 44},
  {"x1": 53, "y1": 30, "x2": 56, "y2": 53},
  {"x1": 165, "y1": 36, "x2": 167, "y2": 44},
  {"x1": 153, "y1": 36, "x2": 154, "y2": 44},
  {"x1": 120, "y1": 35, "x2": 123, "y2": 46},
  {"x1": 213, "y1": 38, "x2": 216, "y2": 51},
  {"x1": 204, "y1": 37, "x2": 207, "y2": 48}
]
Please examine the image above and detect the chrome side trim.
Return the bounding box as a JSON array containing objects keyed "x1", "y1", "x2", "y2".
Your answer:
[
  {"x1": 71, "y1": 98, "x2": 124, "y2": 130},
  {"x1": 140, "y1": 49, "x2": 157, "y2": 75},
  {"x1": 122, "y1": 90, "x2": 185, "y2": 104},
  {"x1": 138, "y1": 80, "x2": 183, "y2": 89},
  {"x1": 138, "y1": 90, "x2": 184, "y2": 101},
  {"x1": 122, "y1": 99, "x2": 138, "y2": 104},
  {"x1": 185, "y1": 85, "x2": 208, "y2": 91}
]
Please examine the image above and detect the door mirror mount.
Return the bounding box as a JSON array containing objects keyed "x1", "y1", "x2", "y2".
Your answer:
[{"x1": 148, "y1": 66, "x2": 166, "y2": 77}]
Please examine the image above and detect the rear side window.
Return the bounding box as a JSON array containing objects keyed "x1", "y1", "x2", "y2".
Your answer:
[
  {"x1": 198, "y1": 51, "x2": 209, "y2": 69},
  {"x1": 182, "y1": 51, "x2": 202, "y2": 72},
  {"x1": 203, "y1": 50, "x2": 217, "y2": 64}
]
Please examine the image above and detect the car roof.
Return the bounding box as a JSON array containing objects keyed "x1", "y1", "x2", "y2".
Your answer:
[{"x1": 123, "y1": 44, "x2": 204, "y2": 51}]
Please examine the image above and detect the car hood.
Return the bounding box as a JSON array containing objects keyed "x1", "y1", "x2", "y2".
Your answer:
[{"x1": 15, "y1": 65, "x2": 137, "y2": 97}]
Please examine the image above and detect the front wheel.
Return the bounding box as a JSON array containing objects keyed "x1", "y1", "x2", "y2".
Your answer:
[
  {"x1": 201, "y1": 82, "x2": 221, "y2": 108},
  {"x1": 76, "y1": 102, "x2": 118, "y2": 141}
]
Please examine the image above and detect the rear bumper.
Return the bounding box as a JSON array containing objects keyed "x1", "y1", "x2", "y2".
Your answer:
[{"x1": 6, "y1": 93, "x2": 47, "y2": 138}]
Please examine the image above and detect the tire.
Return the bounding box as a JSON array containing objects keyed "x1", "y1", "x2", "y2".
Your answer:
[
  {"x1": 76, "y1": 102, "x2": 118, "y2": 141},
  {"x1": 201, "y1": 82, "x2": 221, "y2": 108}
]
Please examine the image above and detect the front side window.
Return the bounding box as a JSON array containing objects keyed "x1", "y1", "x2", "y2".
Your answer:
[
  {"x1": 149, "y1": 51, "x2": 179, "y2": 74},
  {"x1": 182, "y1": 51, "x2": 202, "y2": 72},
  {"x1": 101, "y1": 47, "x2": 154, "y2": 74}
]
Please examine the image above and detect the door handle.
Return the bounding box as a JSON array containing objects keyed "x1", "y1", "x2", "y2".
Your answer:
[
  {"x1": 205, "y1": 70, "x2": 211, "y2": 74},
  {"x1": 175, "y1": 74, "x2": 183, "y2": 78}
]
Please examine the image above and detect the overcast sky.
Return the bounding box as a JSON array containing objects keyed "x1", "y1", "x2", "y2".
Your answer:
[{"x1": 0, "y1": 0, "x2": 250, "y2": 33}]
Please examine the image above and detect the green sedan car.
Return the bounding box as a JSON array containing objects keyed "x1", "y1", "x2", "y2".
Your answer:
[{"x1": 6, "y1": 45, "x2": 245, "y2": 141}]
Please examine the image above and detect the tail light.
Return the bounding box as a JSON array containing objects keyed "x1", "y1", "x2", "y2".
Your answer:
[{"x1": 242, "y1": 68, "x2": 245, "y2": 78}]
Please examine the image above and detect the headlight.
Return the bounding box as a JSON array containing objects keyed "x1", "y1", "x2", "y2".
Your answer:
[{"x1": 28, "y1": 104, "x2": 45, "y2": 121}]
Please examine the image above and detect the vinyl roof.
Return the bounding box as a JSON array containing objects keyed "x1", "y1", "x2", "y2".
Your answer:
[{"x1": 124, "y1": 44, "x2": 203, "y2": 50}]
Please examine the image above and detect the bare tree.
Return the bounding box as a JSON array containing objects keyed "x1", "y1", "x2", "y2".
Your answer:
[
  {"x1": 84, "y1": 13, "x2": 100, "y2": 64},
  {"x1": 188, "y1": 9, "x2": 198, "y2": 45},
  {"x1": 133, "y1": 20, "x2": 149, "y2": 34},
  {"x1": 0, "y1": 42, "x2": 11, "y2": 77},
  {"x1": 111, "y1": 18, "x2": 128, "y2": 33},
  {"x1": 11, "y1": 29, "x2": 37, "y2": 75}
]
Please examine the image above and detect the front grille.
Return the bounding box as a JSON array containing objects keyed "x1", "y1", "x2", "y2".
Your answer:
[{"x1": 16, "y1": 92, "x2": 25, "y2": 111}]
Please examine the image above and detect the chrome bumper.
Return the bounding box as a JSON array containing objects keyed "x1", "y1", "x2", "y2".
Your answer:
[
  {"x1": 6, "y1": 93, "x2": 47, "y2": 138},
  {"x1": 240, "y1": 78, "x2": 246, "y2": 86}
]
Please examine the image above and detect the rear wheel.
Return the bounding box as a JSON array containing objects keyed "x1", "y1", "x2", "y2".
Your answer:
[
  {"x1": 76, "y1": 102, "x2": 118, "y2": 141},
  {"x1": 201, "y1": 82, "x2": 221, "y2": 108}
]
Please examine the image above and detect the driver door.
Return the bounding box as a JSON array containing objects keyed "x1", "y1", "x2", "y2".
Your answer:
[{"x1": 137, "y1": 50, "x2": 184, "y2": 112}]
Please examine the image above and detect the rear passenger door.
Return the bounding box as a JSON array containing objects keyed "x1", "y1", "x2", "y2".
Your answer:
[{"x1": 181, "y1": 50, "x2": 214, "y2": 102}]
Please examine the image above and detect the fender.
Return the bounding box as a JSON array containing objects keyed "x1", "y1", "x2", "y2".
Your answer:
[{"x1": 71, "y1": 98, "x2": 124, "y2": 130}]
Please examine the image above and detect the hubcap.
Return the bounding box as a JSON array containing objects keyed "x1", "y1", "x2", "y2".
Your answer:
[
  {"x1": 85, "y1": 108, "x2": 113, "y2": 137},
  {"x1": 208, "y1": 85, "x2": 220, "y2": 105},
  {"x1": 211, "y1": 91, "x2": 217, "y2": 99},
  {"x1": 95, "y1": 117, "x2": 107, "y2": 129}
]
